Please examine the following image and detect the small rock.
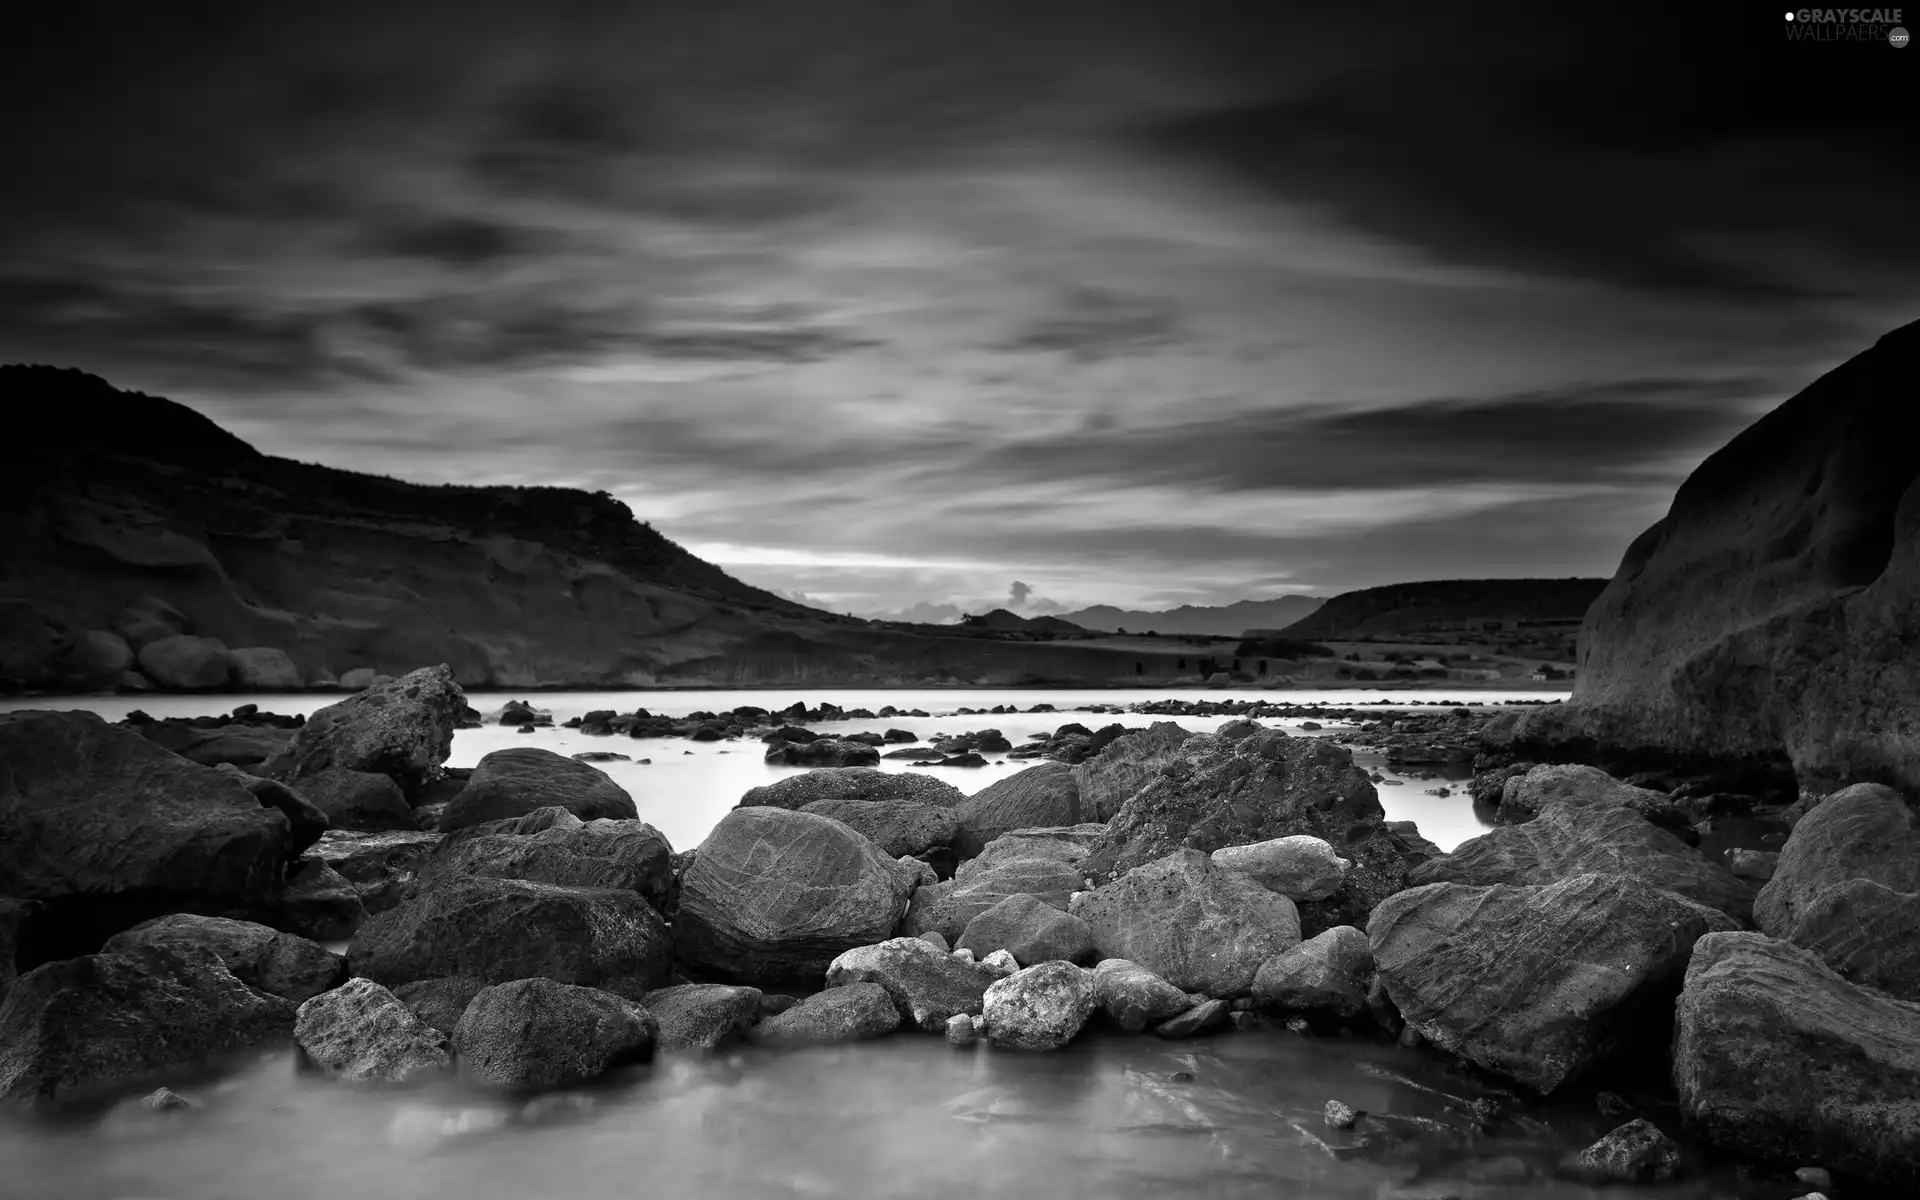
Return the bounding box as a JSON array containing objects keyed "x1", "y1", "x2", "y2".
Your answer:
[
  {"x1": 140, "y1": 1087, "x2": 197, "y2": 1111},
  {"x1": 946, "y1": 1013, "x2": 977, "y2": 1047},
  {"x1": 1288, "y1": 1016, "x2": 1315, "y2": 1036},
  {"x1": 1794, "y1": 1167, "x2": 1833, "y2": 1190},
  {"x1": 1153, "y1": 999, "x2": 1230, "y2": 1038},
  {"x1": 980, "y1": 949, "x2": 1020, "y2": 978},
  {"x1": 1560, "y1": 1118, "x2": 1681, "y2": 1184},
  {"x1": 1324, "y1": 1099, "x2": 1357, "y2": 1129}
]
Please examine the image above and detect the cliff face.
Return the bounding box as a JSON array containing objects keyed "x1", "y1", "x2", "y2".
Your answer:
[{"x1": 1508, "y1": 320, "x2": 1920, "y2": 796}]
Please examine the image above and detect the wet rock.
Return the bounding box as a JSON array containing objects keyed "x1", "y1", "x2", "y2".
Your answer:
[
  {"x1": 738, "y1": 767, "x2": 965, "y2": 811},
  {"x1": 956, "y1": 893, "x2": 1098, "y2": 966},
  {"x1": 103, "y1": 914, "x2": 343, "y2": 1003},
  {"x1": 0, "y1": 944, "x2": 294, "y2": 1105},
  {"x1": 110, "y1": 596, "x2": 189, "y2": 652},
  {"x1": 349, "y1": 875, "x2": 673, "y2": 999},
  {"x1": 899, "y1": 828, "x2": 1095, "y2": 944},
  {"x1": 1559, "y1": 1118, "x2": 1680, "y2": 1183},
  {"x1": 454, "y1": 978, "x2": 657, "y2": 1090},
  {"x1": 825, "y1": 937, "x2": 999, "y2": 1030},
  {"x1": 413, "y1": 809, "x2": 673, "y2": 911},
  {"x1": 799, "y1": 796, "x2": 959, "y2": 858},
  {"x1": 134, "y1": 719, "x2": 294, "y2": 770},
  {"x1": 981, "y1": 961, "x2": 1095, "y2": 1050},
  {"x1": 1091, "y1": 959, "x2": 1192, "y2": 1032},
  {"x1": 1210, "y1": 835, "x2": 1350, "y2": 900},
  {"x1": 263, "y1": 665, "x2": 465, "y2": 799},
  {"x1": 763, "y1": 739, "x2": 881, "y2": 768},
  {"x1": 298, "y1": 768, "x2": 417, "y2": 833},
  {"x1": 310, "y1": 829, "x2": 445, "y2": 914},
  {"x1": 1252, "y1": 925, "x2": 1373, "y2": 1021},
  {"x1": 751, "y1": 982, "x2": 901, "y2": 1045},
  {"x1": 139, "y1": 1086, "x2": 196, "y2": 1111},
  {"x1": 1325, "y1": 1099, "x2": 1358, "y2": 1129},
  {"x1": 945, "y1": 1013, "x2": 977, "y2": 1046},
  {"x1": 1153, "y1": 998, "x2": 1229, "y2": 1038},
  {"x1": 294, "y1": 977, "x2": 451, "y2": 1082},
  {"x1": 673, "y1": 807, "x2": 917, "y2": 985},
  {"x1": 56, "y1": 630, "x2": 135, "y2": 690},
  {"x1": 642, "y1": 983, "x2": 763, "y2": 1051},
  {"x1": 952, "y1": 763, "x2": 1082, "y2": 858},
  {"x1": 438, "y1": 748, "x2": 637, "y2": 832},
  {"x1": 1073, "y1": 849, "x2": 1300, "y2": 997},
  {"x1": 392, "y1": 976, "x2": 487, "y2": 1036},
  {"x1": 1369, "y1": 873, "x2": 1737, "y2": 1093},
  {"x1": 137, "y1": 635, "x2": 235, "y2": 690},
  {"x1": 1675, "y1": 930, "x2": 1920, "y2": 1191}
]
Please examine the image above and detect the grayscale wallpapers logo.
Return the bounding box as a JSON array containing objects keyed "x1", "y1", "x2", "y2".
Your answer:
[{"x1": 1784, "y1": 7, "x2": 1910, "y2": 41}]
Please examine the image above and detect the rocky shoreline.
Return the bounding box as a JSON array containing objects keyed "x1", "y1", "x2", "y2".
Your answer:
[{"x1": 1, "y1": 663, "x2": 1910, "y2": 1196}]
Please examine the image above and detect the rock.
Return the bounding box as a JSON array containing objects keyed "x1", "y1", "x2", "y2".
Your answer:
[
  {"x1": 213, "y1": 765, "x2": 328, "y2": 855},
  {"x1": 980, "y1": 961, "x2": 1095, "y2": 1050},
  {"x1": 955, "y1": 893, "x2": 1098, "y2": 966},
  {"x1": 1073, "y1": 722, "x2": 1194, "y2": 822},
  {"x1": 277, "y1": 857, "x2": 368, "y2": 941},
  {"x1": 763, "y1": 739, "x2": 881, "y2": 768},
  {"x1": 1073, "y1": 850, "x2": 1301, "y2": 997},
  {"x1": 0, "y1": 944, "x2": 294, "y2": 1105},
  {"x1": 103, "y1": 914, "x2": 343, "y2": 1003},
  {"x1": 1252, "y1": 925, "x2": 1373, "y2": 1021},
  {"x1": 824, "y1": 937, "x2": 999, "y2": 1030},
  {"x1": 139, "y1": 1086, "x2": 196, "y2": 1111},
  {"x1": 1675, "y1": 930, "x2": 1920, "y2": 1191},
  {"x1": 1153, "y1": 998, "x2": 1230, "y2": 1038},
  {"x1": 918, "y1": 930, "x2": 950, "y2": 952},
  {"x1": 111, "y1": 597, "x2": 190, "y2": 652},
  {"x1": 1560, "y1": 1119, "x2": 1681, "y2": 1184},
  {"x1": 1727, "y1": 848, "x2": 1777, "y2": 881},
  {"x1": 1325, "y1": 1099, "x2": 1358, "y2": 1129},
  {"x1": 1497, "y1": 764, "x2": 1695, "y2": 840},
  {"x1": 1091, "y1": 959, "x2": 1192, "y2": 1032},
  {"x1": 454, "y1": 978, "x2": 656, "y2": 1090},
  {"x1": 1210, "y1": 836, "x2": 1350, "y2": 900},
  {"x1": 798, "y1": 797, "x2": 958, "y2": 857},
  {"x1": 294, "y1": 977, "x2": 452, "y2": 1082},
  {"x1": 642, "y1": 984, "x2": 763, "y2": 1051},
  {"x1": 0, "y1": 711, "x2": 291, "y2": 948},
  {"x1": 952, "y1": 763, "x2": 1082, "y2": 858},
  {"x1": 339, "y1": 668, "x2": 382, "y2": 690},
  {"x1": 1796, "y1": 1166, "x2": 1833, "y2": 1190},
  {"x1": 1752, "y1": 782, "x2": 1920, "y2": 1000},
  {"x1": 751, "y1": 982, "x2": 901, "y2": 1045},
  {"x1": 262, "y1": 665, "x2": 465, "y2": 799},
  {"x1": 1369, "y1": 873, "x2": 1738, "y2": 1094},
  {"x1": 898, "y1": 827, "x2": 1096, "y2": 944},
  {"x1": 348, "y1": 875, "x2": 673, "y2": 999},
  {"x1": 1082, "y1": 728, "x2": 1423, "y2": 934},
  {"x1": 738, "y1": 768, "x2": 963, "y2": 811},
  {"x1": 413, "y1": 810, "x2": 673, "y2": 911},
  {"x1": 392, "y1": 976, "x2": 487, "y2": 1035},
  {"x1": 1409, "y1": 802, "x2": 1754, "y2": 921},
  {"x1": 438, "y1": 747, "x2": 637, "y2": 831},
  {"x1": 309, "y1": 829, "x2": 445, "y2": 914},
  {"x1": 299, "y1": 768, "x2": 417, "y2": 833},
  {"x1": 56, "y1": 630, "x2": 134, "y2": 690},
  {"x1": 231, "y1": 647, "x2": 302, "y2": 691},
  {"x1": 979, "y1": 948, "x2": 1019, "y2": 977},
  {"x1": 137, "y1": 720, "x2": 294, "y2": 769},
  {"x1": 672, "y1": 807, "x2": 917, "y2": 985},
  {"x1": 945, "y1": 1013, "x2": 977, "y2": 1046},
  {"x1": 136, "y1": 635, "x2": 235, "y2": 690}
]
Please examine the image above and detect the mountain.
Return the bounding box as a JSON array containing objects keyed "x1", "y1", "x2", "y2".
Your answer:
[
  {"x1": 1055, "y1": 596, "x2": 1323, "y2": 636},
  {"x1": 1278, "y1": 578, "x2": 1607, "y2": 640},
  {"x1": 962, "y1": 608, "x2": 1087, "y2": 633}
]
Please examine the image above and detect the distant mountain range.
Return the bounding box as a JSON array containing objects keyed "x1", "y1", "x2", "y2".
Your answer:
[
  {"x1": 1054, "y1": 596, "x2": 1324, "y2": 636},
  {"x1": 1278, "y1": 578, "x2": 1607, "y2": 639}
]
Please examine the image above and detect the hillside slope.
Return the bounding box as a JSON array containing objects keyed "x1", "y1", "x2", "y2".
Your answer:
[
  {"x1": 1278, "y1": 578, "x2": 1607, "y2": 640},
  {"x1": 1057, "y1": 596, "x2": 1322, "y2": 636}
]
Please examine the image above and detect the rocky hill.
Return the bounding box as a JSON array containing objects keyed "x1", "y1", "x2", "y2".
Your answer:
[
  {"x1": 1278, "y1": 578, "x2": 1607, "y2": 640},
  {"x1": 1057, "y1": 596, "x2": 1322, "y2": 636}
]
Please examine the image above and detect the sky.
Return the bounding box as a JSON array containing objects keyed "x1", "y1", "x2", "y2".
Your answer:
[{"x1": 4, "y1": 2, "x2": 1916, "y2": 619}]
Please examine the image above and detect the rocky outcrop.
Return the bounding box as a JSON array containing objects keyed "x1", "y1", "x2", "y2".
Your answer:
[
  {"x1": 751, "y1": 982, "x2": 900, "y2": 1045},
  {"x1": 348, "y1": 875, "x2": 673, "y2": 999},
  {"x1": 798, "y1": 797, "x2": 958, "y2": 857},
  {"x1": 413, "y1": 809, "x2": 673, "y2": 910},
  {"x1": 0, "y1": 943, "x2": 294, "y2": 1105},
  {"x1": 1674, "y1": 931, "x2": 1920, "y2": 1191},
  {"x1": 1752, "y1": 782, "x2": 1920, "y2": 1000},
  {"x1": 951, "y1": 764, "x2": 1082, "y2": 859},
  {"x1": 1492, "y1": 321, "x2": 1920, "y2": 798},
  {"x1": 672, "y1": 807, "x2": 917, "y2": 984},
  {"x1": 1071, "y1": 850, "x2": 1301, "y2": 998},
  {"x1": 453, "y1": 978, "x2": 657, "y2": 1090},
  {"x1": 438, "y1": 747, "x2": 636, "y2": 831},
  {"x1": 1369, "y1": 873, "x2": 1737, "y2": 1093},
  {"x1": 263, "y1": 666, "x2": 464, "y2": 798},
  {"x1": 103, "y1": 914, "x2": 343, "y2": 1003},
  {"x1": 293, "y1": 977, "x2": 452, "y2": 1082},
  {"x1": 824, "y1": 937, "x2": 999, "y2": 1030},
  {"x1": 298, "y1": 768, "x2": 417, "y2": 833},
  {"x1": 1251, "y1": 925, "x2": 1373, "y2": 1021},
  {"x1": 737, "y1": 768, "x2": 964, "y2": 811},
  {"x1": 899, "y1": 828, "x2": 1092, "y2": 944},
  {"x1": 643, "y1": 983, "x2": 763, "y2": 1051},
  {"x1": 1090, "y1": 959, "x2": 1192, "y2": 1032},
  {"x1": 956, "y1": 893, "x2": 1098, "y2": 966},
  {"x1": 1072, "y1": 722, "x2": 1193, "y2": 822},
  {"x1": 980, "y1": 961, "x2": 1095, "y2": 1050}
]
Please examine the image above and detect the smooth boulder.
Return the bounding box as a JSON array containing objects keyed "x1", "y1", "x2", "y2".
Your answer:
[
  {"x1": 454, "y1": 978, "x2": 657, "y2": 1089},
  {"x1": 1072, "y1": 850, "x2": 1301, "y2": 997},
  {"x1": 393, "y1": 976, "x2": 487, "y2": 1035},
  {"x1": 952, "y1": 763, "x2": 1082, "y2": 859},
  {"x1": 1252, "y1": 925, "x2": 1374, "y2": 1021},
  {"x1": 103, "y1": 914, "x2": 343, "y2": 1003},
  {"x1": 439, "y1": 747, "x2": 637, "y2": 832},
  {"x1": 751, "y1": 982, "x2": 900, "y2": 1045},
  {"x1": 1091, "y1": 959, "x2": 1192, "y2": 1032},
  {"x1": 980, "y1": 961, "x2": 1095, "y2": 1051},
  {"x1": 643, "y1": 984, "x2": 764, "y2": 1051},
  {"x1": 232, "y1": 647, "x2": 302, "y2": 691},
  {"x1": 299, "y1": 768, "x2": 417, "y2": 833},
  {"x1": 1211, "y1": 836, "x2": 1350, "y2": 900},
  {"x1": 798, "y1": 796, "x2": 958, "y2": 858},
  {"x1": 955, "y1": 893, "x2": 1098, "y2": 967},
  {"x1": 263, "y1": 664, "x2": 465, "y2": 798},
  {"x1": 294, "y1": 977, "x2": 451, "y2": 1082}
]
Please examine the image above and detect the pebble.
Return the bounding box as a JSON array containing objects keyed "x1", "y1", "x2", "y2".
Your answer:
[{"x1": 1324, "y1": 1099, "x2": 1358, "y2": 1129}]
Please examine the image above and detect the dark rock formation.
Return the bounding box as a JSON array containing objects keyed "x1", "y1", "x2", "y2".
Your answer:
[
  {"x1": 1251, "y1": 925, "x2": 1374, "y2": 1021},
  {"x1": 643, "y1": 983, "x2": 763, "y2": 1051},
  {"x1": 952, "y1": 763, "x2": 1082, "y2": 859},
  {"x1": 412, "y1": 808, "x2": 673, "y2": 910},
  {"x1": 824, "y1": 937, "x2": 1000, "y2": 1031},
  {"x1": 956, "y1": 893, "x2": 1098, "y2": 967},
  {"x1": 392, "y1": 976, "x2": 487, "y2": 1036},
  {"x1": 738, "y1": 768, "x2": 964, "y2": 811},
  {"x1": 763, "y1": 739, "x2": 881, "y2": 768},
  {"x1": 103, "y1": 914, "x2": 343, "y2": 1003},
  {"x1": 275, "y1": 858, "x2": 367, "y2": 941},
  {"x1": 454, "y1": 978, "x2": 657, "y2": 1090},
  {"x1": 1072, "y1": 721, "x2": 1193, "y2": 822},
  {"x1": 213, "y1": 765, "x2": 328, "y2": 855},
  {"x1": 1090, "y1": 959, "x2": 1191, "y2": 1032},
  {"x1": 137, "y1": 635, "x2": 235, "y2": 690},
  {"x1": 1072, "y1": 850, "x2": 1300, "y2": 998},
  {"x1": 263, "y1": 666, "x2": 464, "y2": 798},
  {"x1": 298, "y1": 768, "x2": 416, "y2": 833},
  {"x1": 750, "y1": 982, "x2": 900, "y2": 1045},
  {"x1": 797, "y1": 797, "x2": 958, "y2": 857},
  {"x1": 293, "y1": 977, "x2": 451, "y2": 1082},
  {"x1": 437, "y1": 747, "x2": 637, "y2": 831}
]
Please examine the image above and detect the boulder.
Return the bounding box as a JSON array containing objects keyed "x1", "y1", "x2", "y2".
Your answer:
[
  {"x1": 642, "y1": 983, "x2": 763, "y2": 1051},
  {"x1": 955, "y1": 893, "x2": 1098, "y2": 966},
  {"x1": 1560, "y1": 1119, "x2": 1681, "y2": 1184},
  {"x1": 438, "y1": 748, "x2": 637, "y2": 831},
  {"x1": 1409, "y1": 802, "x2": 1754, "y2": 921},
  {"x1": 1091, "y1": 958, "x2": 1192, "y2": 1032},
  {"x1": 1081, "y1": 728, "x2": 1426, "y2": 934},
  {"x1": 1497, "y1": 764, "x2": 1693, "y2": 838},
  {"x1": 899, "y1": 828, "x2": 1092, "y2": 944},
  {"x1": 262, "y1": 664, "x2": 465, "y2": 799},
  {"x1": 751, "y1": 981, "x2": 900, "y2": 1045},
  {"x1": 213, "y1": 765, "x2": 328, "y2": 855},
  {"x1": 103, "y1": 914, "x2": 343, "y2": 1003},
  {"x1": 952, "y1": 764, "x2": 1082, "y2": 858},
  {"x1": 57, "y1": 630, "x2": 134, "y2": 690},
  {"x1": 1211, "y1": 836, "x2": 1350, "y2": 901},
  {"x1": 1072, "y1": 721, "x2": 1194, "y2": 822},
  {"x1": 1154, "y1": 998, "x2": 1230, "y2": 1039},
  {"x1": 738, "y1": 768, "x2": 963, "y2": 811},
  {"x1": 309, "y1": 829, "x2": 444, "y2": 914},
  {"x1": 276, "y1": 857, "x2": 368, "y2": 942},
  {"x1": 763, "y1": 739, "x2": 881, "y2": 768},
  {"x1": 1369, "y1": 873, "x2": 1738, "y2": 1093},
  {"x1": 980, "y1": 961, "x2": 1095, "y2": 1050},
  {"x1": 453, "y1": 978, "x2": 656, "y2": 1089},
  {"x1": 136, "y1": 635, "x2": 234, "y2": 690},
  {"x1": 137, "y1": 720, "x2": 294, "y2": 769},
  {"x1": 294, "y1": 977, "x2": 451, "y2": 1082},
  {"x1": 0, "y1": 944, "x2": 294, "y2": 1105},
  {"x1": 1674, "y1": 931, "x2": 1920, "y2": 1191},
  {"x1": 299, "y1": 768, "x2": 416, "y2": 833},
  {"x1": 413, "y1": 809, "x2": 672, "y2": 911},
  {"x1": 1072, "y1": 850, "x2": 1300, "y2": 997},
  {"x1": 392, "y1": 976, "x2": 486, "y2": 1035},
  {"x1": 111, "y1": 597, "x2": 189, "y2": 651},
  {"x1": 231, "y1": 647, "x2": 302, "y2": 691},
  {"x1": 348, "y1": 875, "x2": 673, "y2": 999},
  {"x1": 672, "y1": 807, "x2": 918, "y2": 984},
  {"x1": 825, "y1": 937, "x2": 999, "y2": 1030},
  {"x1": 1252, "y1": 925, "x2": 1374, "y2": 1021},
  {"x1": 1752, "y1": 782, "x2": 1920, "y2": 1000},
  {"x1": 798, "y1": 797, "x2": 958, "y2": 857}
]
